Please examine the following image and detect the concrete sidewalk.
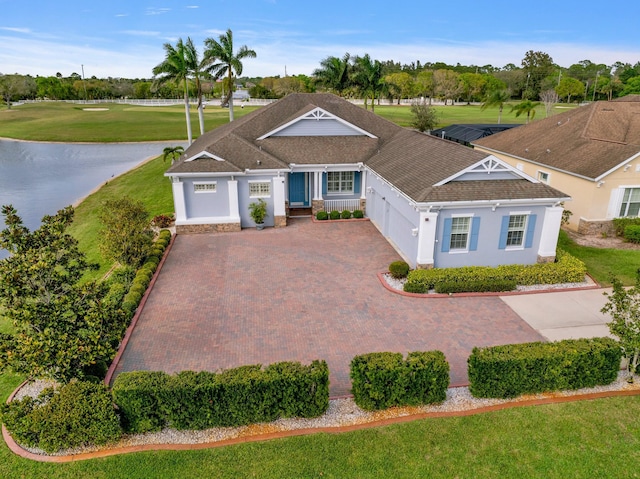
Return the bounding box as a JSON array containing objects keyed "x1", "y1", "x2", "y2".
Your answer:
[{"x1": 500, "y1": 288, "x2": 613, "y2": 341}]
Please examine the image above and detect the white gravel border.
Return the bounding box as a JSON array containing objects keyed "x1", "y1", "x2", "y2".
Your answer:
[{"x1": 10, "y1": 371, "x2": 640, "y2": 456}]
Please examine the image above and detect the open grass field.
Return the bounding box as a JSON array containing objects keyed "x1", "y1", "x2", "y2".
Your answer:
[{"x1": 0, "y1": 102, "x2": 259, "y2": 142}]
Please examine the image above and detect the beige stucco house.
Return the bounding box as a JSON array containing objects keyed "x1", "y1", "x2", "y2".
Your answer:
[{"x1": 474, "y1": 95, "x2": 640, "y2": 235}]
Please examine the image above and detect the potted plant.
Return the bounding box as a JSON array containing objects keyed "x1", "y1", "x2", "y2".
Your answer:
[{"x1": 248, "y1": 198, "x2": 268, "y2": 230}]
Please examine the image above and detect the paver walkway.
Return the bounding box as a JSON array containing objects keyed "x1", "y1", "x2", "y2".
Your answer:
[{"x1": 114, "y1": 218, "x2": 543, "y2": 397}]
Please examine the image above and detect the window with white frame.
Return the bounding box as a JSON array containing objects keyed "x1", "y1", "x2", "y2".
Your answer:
[
  {"x1": 506, "y1": 214, "x2": 527, "y2": 247},
  {"x1": 537, "y1": 171, "x2": 550, "y2": 183},
  {"x1": 327, "y1": 171, "x2": 354, "y2": 194},
  {"x1": 450, "y1": 217, "x2": 471, "y2": 250},
  {"x1": 249, "y1": 181, "x2": 271, "y2": 198},
  {"x1": 619, "y1": 188, "x2": 640, "y2": 217},
  {"x1": 193, "y1": 182, "x2": 217, "y2": 193}
]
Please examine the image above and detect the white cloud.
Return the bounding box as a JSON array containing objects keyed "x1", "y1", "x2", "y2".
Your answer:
[{"x1": 0, "y1": 26, "x2": 31, "y2": 34}]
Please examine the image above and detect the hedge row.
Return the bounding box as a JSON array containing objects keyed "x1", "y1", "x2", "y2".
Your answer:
[
  {"x1": 121, "y1": 229, "x2": 172, "y2": 315},
  {"x1": 613, "y1": 217, "x2": 640, "y2": 237},
  {"x1": 404, "y1": 249, "x2": 586, "y2": 294},
  {"x1": 434, "y1": 279, "x2": 516, "y2": 294},
  {"x1": 112, "y1": 360, "x2": 329, "y2": 433},
  {"x1": 350, "y1": 351, "x2": 449, "y2": 410},
  {"x1": 316, "y1": 210, "x2": 364, "y2": 221},
  {"x1": 468, "y1": 337, "x2": 622, "y2": 399}
]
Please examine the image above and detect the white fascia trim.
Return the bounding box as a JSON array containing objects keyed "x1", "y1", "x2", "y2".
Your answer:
[
  {"x1": 256, "y1": 107, "x2": 377, "y2": 140},
  {"x1": 176, "y1": 216, "x2": 241, "y2": 225},
  {"x1": 595, "y1": 151, "x2": 640, "y2": 182},
  {"x1": 474, "y1": 145, "x2": 597, "y2": 182},
  {"x1": 415, "y1": 196, "x2": 571, "y2": 211},
  {"x1": 434, "y1": 155, "x2": 538, "y2": 186},
  {"x1": 165, "y1": 171, "x2": 244, "y2": 178},
  {"x1": 290, "y1": 163, "x2": 364, "y2": 173},
  {"x1": 184, "y1": 150, "x2": 226, "y2": 162},
  {"x1": 243, "y1": 168, "x2": 290, "y2": 175}
]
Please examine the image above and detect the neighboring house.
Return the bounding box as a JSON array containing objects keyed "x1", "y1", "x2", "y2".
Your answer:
[
  {"x1": 474, "y1": 95, "x2": 640, "y2": 235},
  {"x1": 166, "y1": 93, "x2": 568, "y2": 269}
]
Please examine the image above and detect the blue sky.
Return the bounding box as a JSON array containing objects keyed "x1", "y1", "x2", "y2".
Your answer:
[{"x1": 1, "y1": 0, "x2": 638, "y2": 79}]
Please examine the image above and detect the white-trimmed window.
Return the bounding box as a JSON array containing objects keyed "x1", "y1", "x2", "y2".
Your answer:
[
  {"x1": 450, "y1": 217, "x2": 471, "y2": 250},
  {"x1": 537, "y1": 171, "x2": 550, "y2": 183},
  {"x1": 327, "y1": 171, "x2": 354, "y2": 194},
  {"x1": 619, "y1": 188, "x2": 640, "y2": 217},
  {"x1": 249, "y1": 181, "x2": 271, "y2": 198},
  {"x1": 193, "y1": 182, "x2": 217, "y2": 193},
  {"x1": 506, "y1": 214, "x2": 527, "y2": 247}
]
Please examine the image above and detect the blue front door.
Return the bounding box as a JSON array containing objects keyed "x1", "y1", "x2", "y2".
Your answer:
[{"x1": 289, "y1": 172, "x2": 309, "y2": 206}]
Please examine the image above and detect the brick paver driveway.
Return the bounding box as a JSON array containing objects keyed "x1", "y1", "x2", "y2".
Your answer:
[{"x1": 114, "y1": 218, "x2": 543, "y2": 397}]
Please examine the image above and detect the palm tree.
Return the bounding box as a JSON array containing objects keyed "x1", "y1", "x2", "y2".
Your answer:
[
  {"x1": 203, "y1": 29, "x2": 256, "y2": 122},
  {"x1": 510, "y1": 100, "x2": 541, "y2": 124},
  {"x1": 153, "y1": 38, "x2": 193, "y2": 144},
  {"x1": 162, "y1": 145, "x2": 185, "y2": 165},
  {"x1": 313, "y1": 53, "x2": 351, "y2": 95},
  {"x1": 481, "y1": 89, "x2": 510, "y2": 124},
  {"x1": 351, "y1": 54, "x2": 383, "y2": 112},
  {"x1": 184, "y1": 37, "x2": 207, "y2": 136}
]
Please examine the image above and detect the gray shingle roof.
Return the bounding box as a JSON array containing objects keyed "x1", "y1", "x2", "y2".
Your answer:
[
  {"x1": 474, "y1": 95, "x2": 640, "y2": 180},
  {"x1": 167, "y1": 93, "x2": 568, "y2": 203}
]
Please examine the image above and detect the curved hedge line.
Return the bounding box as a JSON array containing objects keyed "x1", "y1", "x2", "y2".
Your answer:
[{"x1": 404, "y1": 249, "x2": 586, "y2": 293}]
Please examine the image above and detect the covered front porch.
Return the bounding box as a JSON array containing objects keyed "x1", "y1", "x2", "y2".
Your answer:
[{"x1": 286, "y1": 166, "x2": 367, "y2": 217}]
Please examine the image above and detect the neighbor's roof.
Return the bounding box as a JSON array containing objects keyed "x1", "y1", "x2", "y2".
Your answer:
[
  {"x1": 430, "y1": 124, "x2": 520, "y2": 144},
  {"x1": 474, "y1": 95, "x2": 640, "y2": 180},
  {"x1": 168, "y1": 93, "x2": 568, "y2": 204}
]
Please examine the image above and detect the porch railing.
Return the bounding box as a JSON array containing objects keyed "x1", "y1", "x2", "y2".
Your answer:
[{"x1": 324, "y1": 199, "x2": 361, "y2": 212}]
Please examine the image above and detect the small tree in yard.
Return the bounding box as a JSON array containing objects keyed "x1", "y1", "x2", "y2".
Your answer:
[
  {"x1": 410, "y1": 99, "x2": 439, "y2": 132},
  {"x1": 98, "y1": 197, "x2": 153, "y2": 268},
  {"x1": 0, "y1": 205, "x2": 126, "y2": 382},
  {"x1": 601, "y1": 273, "x2": 640, "y2": 382}
]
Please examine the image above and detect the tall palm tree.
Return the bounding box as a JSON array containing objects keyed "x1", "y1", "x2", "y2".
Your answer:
[
  {"x1": 313, "y1": 53, "x2": 351, "y2": 95},
  {"x1": 481, "y1": 89, "x2": 510, "y2": 124},
  {"x1": 153, "y1": 38, "x2": 193, "y2": 144},
  {"x1": 184, "y1": 37, "x2": 207, "y2": 136},
  {"x1": 203, "y1": 29, "x2": 256, "y2": 122},
  {"x1": 510, "y1": 100, "x2": 541, "y2": 124},
  {"x1": 351, "y1": 54, "x2": 383, "y2": 112}
]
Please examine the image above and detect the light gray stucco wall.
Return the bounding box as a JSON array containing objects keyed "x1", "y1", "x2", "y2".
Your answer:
[
  {"x1": 238, "y1": 176, "x2": 276, "y2": 227},
  {"x1": 183, "y1": 177, "x2": 230, "y2": 219}
]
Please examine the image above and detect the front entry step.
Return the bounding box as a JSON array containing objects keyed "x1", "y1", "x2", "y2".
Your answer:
[{"x1": 289, "y1": 207, "x2": 312, "y2": 217}]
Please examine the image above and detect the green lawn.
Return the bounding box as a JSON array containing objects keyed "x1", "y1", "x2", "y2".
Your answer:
[{"x1": 0, "y1": 102, "x2": 258, "y2": 142}]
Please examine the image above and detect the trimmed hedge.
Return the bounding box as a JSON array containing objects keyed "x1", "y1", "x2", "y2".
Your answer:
[
  {"x1": 434, "y1": 279, "x2": 516, "y2": 294},
  {"x1": 112, "y1": 360, "x2": 329, "y2": 433},
  {"x1": 404, "y1": 249, "x2": 585, "y2": 294},
  {"x1": 0, "y1": 381, "x2": 121, "y2": 453},
  {"x1": 624, "y1": 225, "x2": 640, "y2": 244},
  {"x1": 341, "y1": 210, "x2": 352, "y2": 219},
  {"x1": 353, "y1": 210, "x2": 364, "y2": 219},
  {"x1": 350, "y1": 351, "x2": 449, "y2": 410},
  {"x1": 468, "y1": 337, "x2": 622, "y2": 399},
  {"x1": 613, "y1": 217, "x2": 640, "y2": 237},
  {"x1": 316, "y1": 211, "x2": 329, "y2": 221},
  {"x1": 329, "y1": 210, "x2": 341, "y2": 220},
  {"x1": 389, "y1": 261, "x2": 410, "y2": 279}
]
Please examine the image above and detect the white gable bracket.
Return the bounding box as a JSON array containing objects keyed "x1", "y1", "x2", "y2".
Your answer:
[
  {"x1": 434, "y1": 155, "x2": 538, "y2": 186},
  {"x1": 257, "y1": 107, "x2": 377, "y2": 140},
  {"x1": 184, "y1": 150, "x2": 226, "y2": 162}
]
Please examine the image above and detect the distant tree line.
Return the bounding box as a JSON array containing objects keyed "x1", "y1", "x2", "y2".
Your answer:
[{"x1": 2, "y1": 50, "x2": 640, "y2": 109}]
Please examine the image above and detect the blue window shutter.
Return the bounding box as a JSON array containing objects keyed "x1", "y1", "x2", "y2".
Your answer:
[
  {"x1": 525, "y1": 214, "x2": 537, "y2": 248},
  {"x1": 441, "y1": 218, "x2": 452, "y2": 252},
  {"x1": 469, "y1": 217, "x2": 481, "y2": 251},
  {"x1": 322, "y1": 173, "x2": 327, "y2": 195},
  {"x1": 498, "y1": 216, "x2": 510, "y2": 249},
  {"x1": 354, "y1": 171, "x2": 361, "y2": 194}
]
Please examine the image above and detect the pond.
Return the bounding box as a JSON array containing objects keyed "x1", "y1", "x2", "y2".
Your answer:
[{"x1": 0, "y1": 139, "x2": 184, "y2": 258}]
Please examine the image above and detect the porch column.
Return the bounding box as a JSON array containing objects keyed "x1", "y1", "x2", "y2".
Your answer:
[
  {"x1": 273, "y1": 176, "x2": 287, "y2": 227},
  {"x1": 171, "y1": 178, "x2": 187, "y2": 222},
  {"x1": 360, "y1": 171, "x2": 366, "y2": 199},
  {"x1": 227, "y1": 180, "x2": 240, "y2": 220},
  {"x1": 416, "y1": 211, "x2": 438, "y2": 269},
  {"x1": 537, "y1": 206, "x2": 563, "y2": 263},
  {"x1": 312, "y1": 171, "x2": 325, "y2": 215}
]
